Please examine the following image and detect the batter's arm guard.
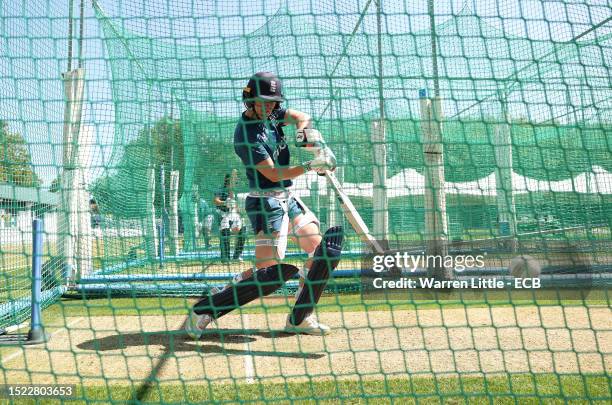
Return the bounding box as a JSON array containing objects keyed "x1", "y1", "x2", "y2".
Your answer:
[
  {"x1": 290, "y1": 226, "x2": 344, "y2": 325},
  {"x1": 193, "y1": 263, "x2": 299, "y2": 319}
]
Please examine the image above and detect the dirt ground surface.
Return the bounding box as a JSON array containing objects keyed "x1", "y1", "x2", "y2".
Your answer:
[{"x1": 1, "y1": 305, "x2": 610, "y2": 386}]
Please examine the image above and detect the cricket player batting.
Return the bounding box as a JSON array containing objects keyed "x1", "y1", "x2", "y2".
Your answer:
[{"x1": 185, "y1": 71, "x2": 343, "y2": 338}]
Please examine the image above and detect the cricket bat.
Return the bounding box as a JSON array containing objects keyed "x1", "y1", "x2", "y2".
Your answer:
[{"x1": 324, "y1": 171, "x2": 385, "y2": 254}]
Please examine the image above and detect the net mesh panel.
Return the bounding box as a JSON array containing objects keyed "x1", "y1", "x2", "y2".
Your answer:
[
  {"x1": 0, "y1": 1, "x2": 67, "y2": 329},
  {"x1": 92, "y1": 0, "x2": 611, "y2": 265},
  {"x1": 0, "y1": 0, "x2": 610, "y2": 402}
]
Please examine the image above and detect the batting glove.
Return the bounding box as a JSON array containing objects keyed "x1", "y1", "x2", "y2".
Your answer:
[
  {"x1": 303, "y1": 146, "x2": 336, "y2": 174},
  {"x1": 295, "y1": 128, "x2": 326, "y2": 153}
]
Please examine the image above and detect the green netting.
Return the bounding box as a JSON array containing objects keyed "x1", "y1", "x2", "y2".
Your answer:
[
  {"x1": 0, "y1": 5, "x2": 67, "y2": 330},
  {"x1": 0, "y1": 0, "x2": 611, "y2": 402},
  {"x1": 90, "y1": 0, "x2": 612, "y2": 258}
]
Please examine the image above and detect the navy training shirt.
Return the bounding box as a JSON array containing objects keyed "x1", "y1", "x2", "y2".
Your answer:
[{"x1": 234, "y1": 108, "x2": 292, "y2": 190}]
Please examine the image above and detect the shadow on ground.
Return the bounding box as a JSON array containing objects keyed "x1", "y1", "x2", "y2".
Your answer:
[{"x1": 77, "y1": 328, "x2": 324, "y2": 359}]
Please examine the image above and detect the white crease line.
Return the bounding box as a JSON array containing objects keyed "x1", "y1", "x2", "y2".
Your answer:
[
  {"x1": 3, "y1": 321, "x2": 29, "y2": 334},
  {"x1": 243, "y1": 314, "x2": 255, "y2": 384},
  {"x1": 1, "y1": 317, "x2": 85, "y2": 366}
]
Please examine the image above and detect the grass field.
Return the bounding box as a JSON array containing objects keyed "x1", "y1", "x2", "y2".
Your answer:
[
  {"x1": 1, "y1": 232, "x2": 610, "y2": 404},
  {"x1": 1, "y1": 293, "x2": 610, "y2": 403},
  {"x1": 4, "y1": 374, "x2": 611, "y2": 404}
]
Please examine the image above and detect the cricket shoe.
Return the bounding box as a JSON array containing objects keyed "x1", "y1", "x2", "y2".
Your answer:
[
  {"x1": 185, "y1": 310, "x2": 215, "y2": 340},
  {"x1": 286, "y1": 313, "x2": 331, "y2": 336}
]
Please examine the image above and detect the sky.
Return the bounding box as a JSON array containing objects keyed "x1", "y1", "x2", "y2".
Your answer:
[{"x1": 0, "y1": 0, "x2": 610, "y2": 188}]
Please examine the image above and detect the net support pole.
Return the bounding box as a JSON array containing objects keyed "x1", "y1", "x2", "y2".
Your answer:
[
  {"x1": 0, "y1": 219, "x2": 49, "y2": 345},
  {"x1": 27, "y1": 218, "x2": 48, "y2": 344},
  {"x1": 372, "y1": 120, "x2": 388, "y2": 240},
  {"x1": 75, "y1": 117, "x2": 92, "y2": 278},
  {"x1": 71, "y1": 0, "x2": 92, "y2": 279},
  {"x1": 192, "y1": 196, "x2": 198, "y2": 249},
  {"x1": 59, "y1": 68, "x2": 86, "y2": 283},
  {"x1": 168, "y1": 170, "x2": 180, "y2": 255},
  {"x1": 158, "y1": 223, "x2": 165, "y2": 268},
  {"x1": 494, "y1": 90, "x2": 517, "y2": 251},
  {"x1": 144, "y1": 167, "x2": 158, "y2": 259},
  {"x1": 372, "y1": 1, "x2": 388, "y2": 241},
  {"x1": 326, "y1": 91, "x2": 340, "y2": 229},
  {"x1": 419, "y1": 89, "x2": 451, "y2": 280},
  {"x1": 179, "y1": 188, "x2": 196, "y2": 252},
  {"x1": 158, "y1": 166, "x2": 166, "y2": 266},
  {"x1": 76, "y1": 164, "x2": 93, "y2": 278}
]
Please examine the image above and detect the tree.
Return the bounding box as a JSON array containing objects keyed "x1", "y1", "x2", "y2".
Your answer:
[{"x1": 0, "y1": 120, "x2": 40, "y2": 186}]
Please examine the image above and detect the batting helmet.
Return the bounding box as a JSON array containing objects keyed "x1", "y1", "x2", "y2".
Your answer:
[{"x1": 242, "y1": 71, "x2": 284, "y2": 111}]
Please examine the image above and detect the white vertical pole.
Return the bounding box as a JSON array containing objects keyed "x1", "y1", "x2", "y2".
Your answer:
[
  {"x1": 73, "y1": 68, "x2": 92, "y2": 278},
  {"x1": 59, "y1": 68, "x2": 87, "y2": 282},
  {"x1": 371, "y1": 120, "x2": 388, "y2": 241},
  {"x1": 374, "y1": 0, "x2": 387, "y2": 243},
  {"x1": 419, "y1": 90, "x2": 450, "y2": 279},
  {"x1": 59, "y1": 71, "x2": 75, "y2": 282},
  {"x1": 495, "y1": 90, "x2": 517, "y2": 251},
  {"x1": 76, "y1": 164, "x2": 92, "y2": 277},
  {"x1": 179, "y1": 188, "x2": 196, "y2": 252},
  {"x1": 493, "y1": 124, "x2": 517, "y2": 247},
  {"x1": 192, "y1": 197, "x2": 198, "y2": 249},
  {"x1": 168, "y1": 170, "x2": 180, "y2": 255},
  {"x1": 74, "y1": 71, "x2": 92, "y2": 277},
  {"x1": 144, "y1": 167, "x2": 158, "y2": 258}
]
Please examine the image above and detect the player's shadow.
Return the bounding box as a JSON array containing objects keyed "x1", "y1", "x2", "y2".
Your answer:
[
  {"x1": 77, "y1": 328, "x2": 323, "y2": 360},
  {"x1": 204, "y1": 328, "x2": 296, "y2": 340}
]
